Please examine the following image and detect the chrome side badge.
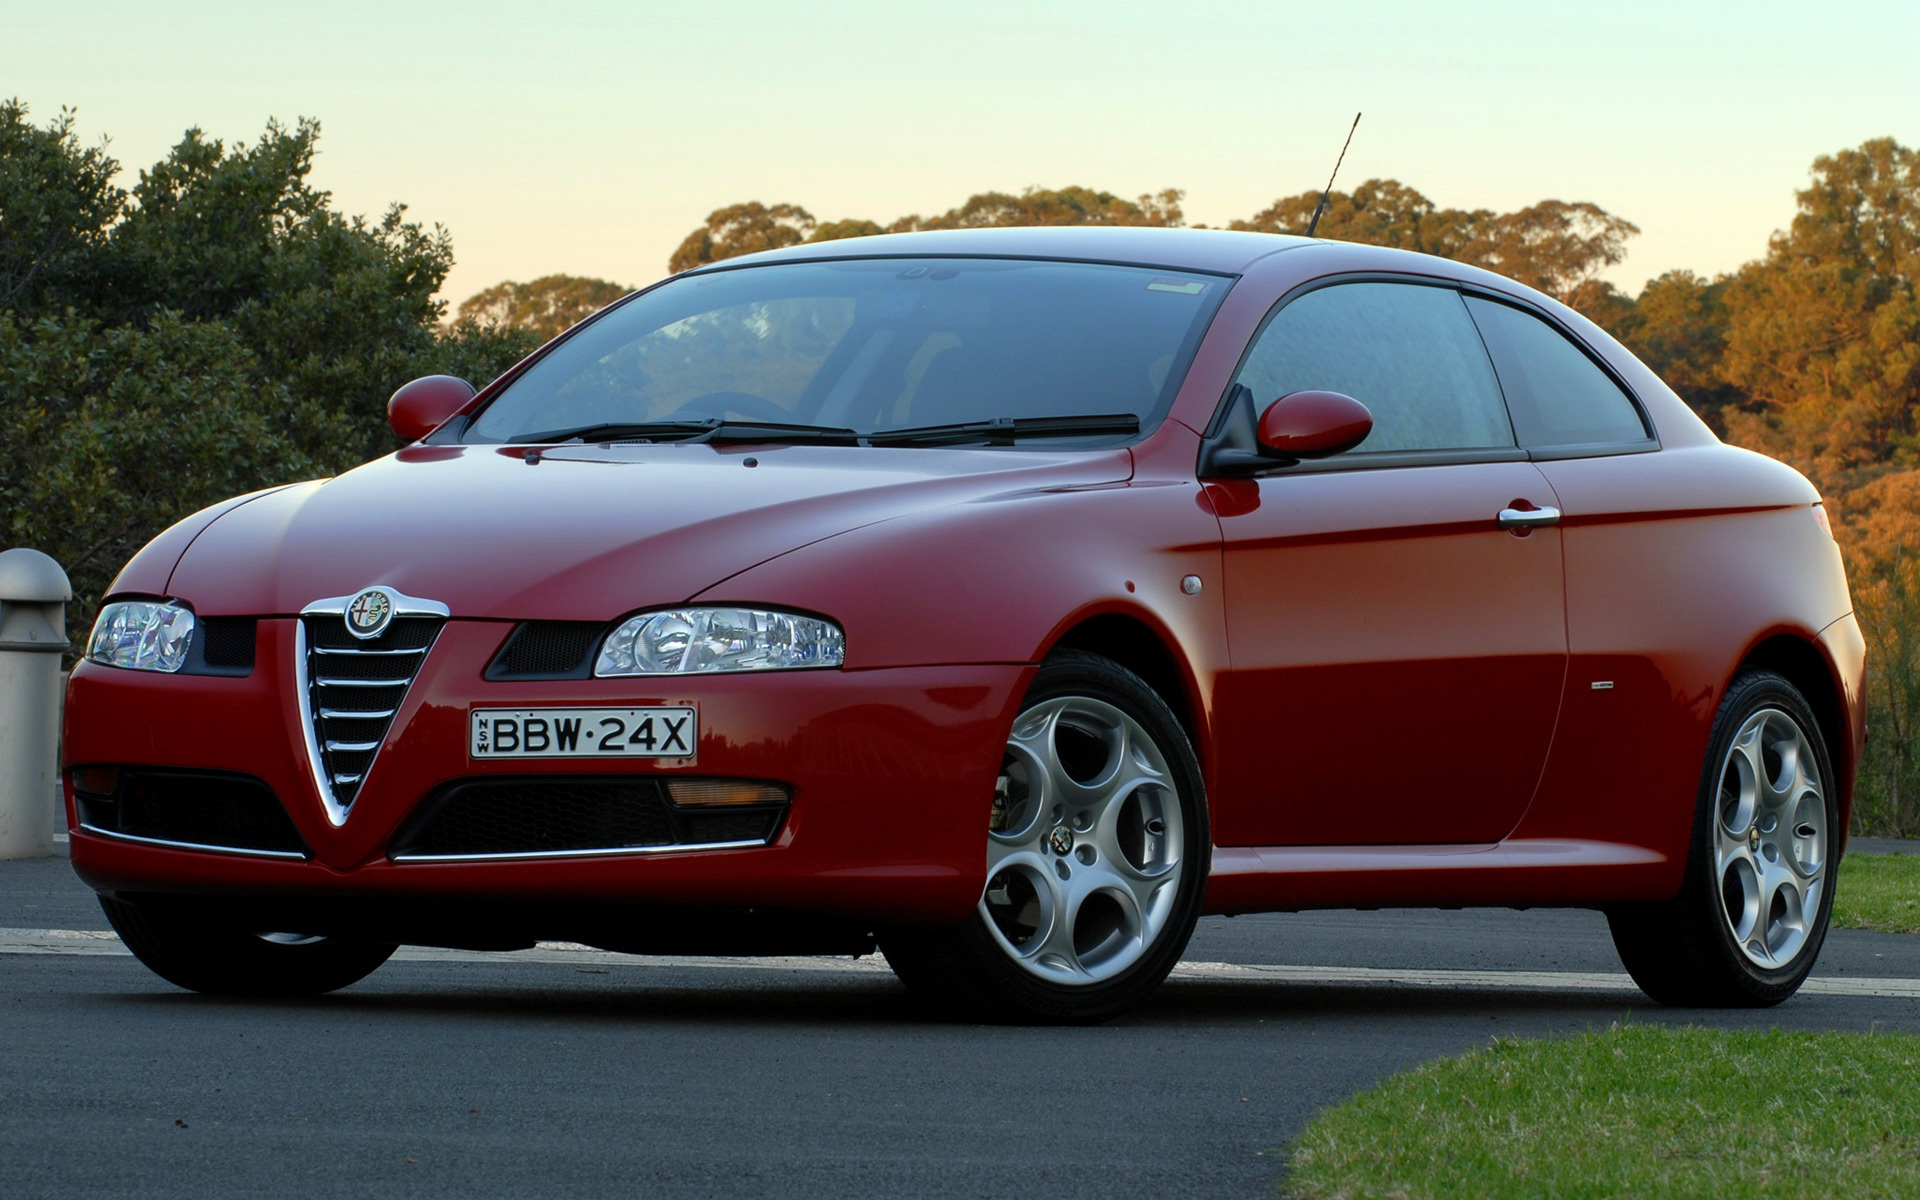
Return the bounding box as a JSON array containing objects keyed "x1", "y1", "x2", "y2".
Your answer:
[{"x1": 345, "y1": 588, "x2": 397, "y2": 640}]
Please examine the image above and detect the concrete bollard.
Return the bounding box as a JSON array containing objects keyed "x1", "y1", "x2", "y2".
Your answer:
[{"x1": 0, "y1": 549, "x2": 72, "y2": 859}]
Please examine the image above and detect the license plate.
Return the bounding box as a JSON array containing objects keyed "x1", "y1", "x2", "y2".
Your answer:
[{"x1": 469, "y1": 707, "x2": 696, "y2": 759}]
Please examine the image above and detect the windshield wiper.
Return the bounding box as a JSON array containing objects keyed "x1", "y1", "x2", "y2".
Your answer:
[
  {"x1": 864, "y1": 413, "x2": 1141, "y2": 448},
  {"x1": 514, "y1": 419, "x2": 862, "y2": 446},
  {"x1": 509, "y1": 413, "x2": 1138, "y2": 448}
]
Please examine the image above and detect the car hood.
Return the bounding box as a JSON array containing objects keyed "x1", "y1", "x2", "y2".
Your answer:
[{"x1": 166, "y1": 442, "x2": 1133, "y2": 619}]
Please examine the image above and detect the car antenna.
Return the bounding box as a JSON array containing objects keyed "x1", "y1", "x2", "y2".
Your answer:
[{"x1": 1304, "y1": 112, "x2": 1362, "y2": 238}]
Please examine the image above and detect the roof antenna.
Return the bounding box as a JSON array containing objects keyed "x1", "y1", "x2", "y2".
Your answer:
[{"x1": 1305, "y1": 112, "x2": 1362, "y2": 238}]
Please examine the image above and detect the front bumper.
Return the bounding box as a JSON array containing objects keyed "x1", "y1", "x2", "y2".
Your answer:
[{"x1": 65, "y1": 618, "x2": 1027, "y2": 927}]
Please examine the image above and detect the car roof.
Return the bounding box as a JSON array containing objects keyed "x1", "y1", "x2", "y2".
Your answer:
[{"x1": 693, "y1": 226, "x2": 1319, "y2": 276}]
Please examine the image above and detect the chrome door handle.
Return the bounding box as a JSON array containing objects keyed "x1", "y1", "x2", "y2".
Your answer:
[{"x1": 1497, "y1": 505, "x2": 1561, "y2": 529}]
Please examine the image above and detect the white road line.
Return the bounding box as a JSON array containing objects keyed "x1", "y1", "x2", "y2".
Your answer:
[{"x1": 7, "y1": 927, "x2": 1920, "y2": 998}]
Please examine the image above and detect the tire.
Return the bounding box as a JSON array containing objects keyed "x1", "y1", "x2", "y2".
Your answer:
[
  {"x1": 881, "y1": 650, "x2": 1209, "y2": 1024},
  {"x1": 1606, "y1": 669, "x2": 1838, "y2": 1007},
  {"x1": 100, "y1": 895, "x2": 397, "y2": 997}
]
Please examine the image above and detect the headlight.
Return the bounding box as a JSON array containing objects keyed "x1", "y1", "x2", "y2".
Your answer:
[
  {"x1": 86, "y1": 600, "x2": 196, "y2": 673},
  {"x1": 594, "y1": 608, "x2": 844, "y2": 676}
]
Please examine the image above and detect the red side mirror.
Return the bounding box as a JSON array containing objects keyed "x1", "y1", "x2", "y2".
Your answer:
[
  {"x1": 388, "y1": 375, "x2": 477, "y2": 442},
  {"x1": 1257, "y1": 390, "x2": 1373, "y2": 459}
]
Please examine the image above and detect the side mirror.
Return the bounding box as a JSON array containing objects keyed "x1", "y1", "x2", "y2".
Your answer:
[
  {"x1": 1257, "y1": 390, "x2": 1372, "y2": 459},
  {"x1": 388, "y1": 375, "x2": 477, "y2": 441}
]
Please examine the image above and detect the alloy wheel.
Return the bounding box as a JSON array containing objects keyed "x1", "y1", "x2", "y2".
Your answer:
[
  {"x1": 1712, "y1": 707, "x2": 1828, "y2": 969},
  {"x1": 980, "y1": 695, "x2": 1184, "y2": 984}
]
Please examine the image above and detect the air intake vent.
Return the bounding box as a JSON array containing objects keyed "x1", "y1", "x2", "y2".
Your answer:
[
  {"x1": 485, "y1": 621, "x2": 604, "y2": 680},
  {"x1": 389, "y1": 777, "x2": 788, "y2": 861},
  {"x1": 74, "y1": 770, "x2": 307, "y2": 858},
  {"x1": 299, "y1": 593, "x2": 447, "y2": 816},
  {"x1": 180, "y1": 617, "x2": 257, "y2": 677}
]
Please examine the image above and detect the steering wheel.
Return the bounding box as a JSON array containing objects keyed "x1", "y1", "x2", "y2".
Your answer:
[{"x1": 665, "y1": 391, "x2": 792, "y2": 423}]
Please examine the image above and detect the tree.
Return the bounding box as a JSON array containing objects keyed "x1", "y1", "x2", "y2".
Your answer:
[
  {"x1": 0, "y1": 101, "x2": 538, "y2": 623},
  {"x1": 1603, "y1": 269, "x2": 1741, "y2": 429},
  {"x1": 893, "y1": 186, "x2": 1184, "y2": 231},
  {"x1": 667, "y1": 187, "x2": 1185, "y2": 273},
  {"x1": 0, "y1": 101, "x2": 120, "y2": 313},
  {"x1": 807, "y1": 218, "x2": 885, "y2": 244},
  {"x1": 1717, "y1": 139, "x2": 1919, "y2": 491},
  {"x1": 668, "y1": 202, "x2": 817, "y2": 274},
  {"x1": 457, "y1": 274, "x2": 630, "y2": 341},
  {"x1": 1230, "y1": 179, "x2": 1475, "y2": 256},
  {"x1": 1231, "y1": 180, "x2": 1639, "y2": 310}
]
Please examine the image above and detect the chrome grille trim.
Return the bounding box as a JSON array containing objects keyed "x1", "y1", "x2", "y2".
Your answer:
[
  {"x1": 391, "y1": 838, "x2": 769, "y2": 864},
  {"x1": 314, "y1": 646, "x2": 423, "y2": 656},
  {"x1": 78, "y1": 822, "x2": 310, "y2": 861},
  {"x1": 296, "y1": 589, "x2": 449, "y2": 827}
]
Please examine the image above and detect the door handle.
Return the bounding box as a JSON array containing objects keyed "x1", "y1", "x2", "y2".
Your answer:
[{"x1": 1497, "y1": 505, "x2": 1561, "y2": 530}]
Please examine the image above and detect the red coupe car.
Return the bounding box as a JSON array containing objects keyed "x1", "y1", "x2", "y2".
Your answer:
[{"x1": 64, "y1": 227, "x2": 1862, "y2": 1022}]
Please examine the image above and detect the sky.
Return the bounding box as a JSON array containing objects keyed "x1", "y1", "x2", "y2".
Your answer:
[{"x1": 6, "y1": 0, "x2": 1916, "y2": 310}]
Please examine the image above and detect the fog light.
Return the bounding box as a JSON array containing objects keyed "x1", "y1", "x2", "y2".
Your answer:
[{"x1": 665, "y1": 779, "x2": 788, "y2": 807}]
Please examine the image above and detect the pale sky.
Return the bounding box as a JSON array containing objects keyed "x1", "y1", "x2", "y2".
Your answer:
[{"x1": 7, "y1": 1, "x2": 1916, "y2": 310}]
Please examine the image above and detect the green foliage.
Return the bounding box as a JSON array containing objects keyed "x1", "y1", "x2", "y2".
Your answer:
[
  {"x1": 456, "y1": 273, "x2": 631, "y2": 341},
  {"x1": 1285, "y1": 1025, "x2": 1920, "y2": 1200},
  {"x1": 0, "y1": 99, "x2": 537, "y2": 623},
  {"x1": 0, "y1": 310, "x2": 340, "y2": 620},
  {"x1": 1717, "y1": 140, "x2": 1920, "y2": 490},
  {"x1": 0, "y1": 101, "x2": 121, "y2": 313},
  {"x1": 1831, "y1": 852, "x2": 1920, "y2": 932},
  {"x1": 806, "y1": 218, "x2": 885, "y2": 244},
  {"x1": 1231, "y1": 181, "x2": 1640, "y2": 307},
  {"x1": 666, "y1": 187, "x2": 1187, "y2": 274},
  {"x1": 1605, "y1": 269, "x2": 1739, "y2": 425},
  {"x1": 891, "y1": 185, "x2": 1185, "y2": 231},
  {"x1": 667, "y1": 201, "x2": 818, "y2": 274},
  {"x1": 1852, "y1": 547, "x2": 1920, "y2": 837}
]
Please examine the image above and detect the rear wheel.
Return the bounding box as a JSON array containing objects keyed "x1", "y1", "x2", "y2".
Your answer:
[
  {"x1": 881, "y1": 650, "x2": 1208, "y2": 1023},
  {"x1": 100, "y1": 895, "x2": 396, "y2": 997},
  {"x1": 1607, "y1": 670, "x2": 1837, "y2": 1006}
]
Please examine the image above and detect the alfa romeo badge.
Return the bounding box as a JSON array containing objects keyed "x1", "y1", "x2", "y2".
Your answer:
[{"x1": 345, "y1": 588, "x2": 395, "y2": 639}]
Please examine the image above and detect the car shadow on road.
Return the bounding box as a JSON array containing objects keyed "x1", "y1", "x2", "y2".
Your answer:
[{"x1": 80, "y1": 970, "x2": 1737, "y2": 1031}]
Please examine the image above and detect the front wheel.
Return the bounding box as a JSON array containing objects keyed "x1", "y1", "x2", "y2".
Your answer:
[
  {"x1": 1607, "y1": 669, "x2": 1838, "y2": 1006},
  {"x1": 881, "y1": 650, "x2": 1209, "y2": 1023},
  {"x1": 101, "y1": 895, "x2": 397, "y2": 997}
]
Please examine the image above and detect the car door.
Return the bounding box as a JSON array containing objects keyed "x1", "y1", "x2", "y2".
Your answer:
[
  {"x1": 1208, "y1": 279, "x2": 1569, "y2": 847},
  {"x1": 1457, "y1": 293, "x2": 1732, "y2": 851}
]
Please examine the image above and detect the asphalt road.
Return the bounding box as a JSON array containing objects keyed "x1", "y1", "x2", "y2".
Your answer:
[{"x1": 5, "y1": 849, "x2": 1919, "y2": 1200}]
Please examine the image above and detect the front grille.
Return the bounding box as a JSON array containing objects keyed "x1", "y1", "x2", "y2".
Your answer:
[
  {"x1": 303, "y1": 614, "x2": 444, "y2": 809},
  {"x1": 74, "y1": 770, "x2": 307, "y2": 857},
  {"x1": 389, "y1": 777, "x2": 788, "y2": 860}
]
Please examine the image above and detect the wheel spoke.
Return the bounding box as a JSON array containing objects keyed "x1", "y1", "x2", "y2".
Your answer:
[
  {"x1": 1720, "y1": 847, "x2": 1762, "y2": 945},
  {"x1": 1032, "y1": 869, "x2": 1091, "y2": 977},
  {"x1": 1076, "y1": 857, "x2": 1160, "y2": 935}
]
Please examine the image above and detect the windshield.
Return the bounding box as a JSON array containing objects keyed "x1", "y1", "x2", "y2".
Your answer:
[{"x1": 464, "y1": 257, "x2": 1228, "y2": 444}]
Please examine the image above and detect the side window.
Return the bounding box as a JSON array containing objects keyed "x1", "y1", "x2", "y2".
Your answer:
[
  {"x1": 1233, "y1": 282, "x2": 1513, "y2": 454},
  {"x1": 1462, "y1": 295, "x2": 1650, "y2": 448}
]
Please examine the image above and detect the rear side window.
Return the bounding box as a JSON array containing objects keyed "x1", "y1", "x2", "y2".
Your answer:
[
  {"x1": 1234, "y1": 282, "x2": 1513, "y2": 454},
  {"x1": 1462, "y1": 296, "x2": 1649, "y2": 448}
]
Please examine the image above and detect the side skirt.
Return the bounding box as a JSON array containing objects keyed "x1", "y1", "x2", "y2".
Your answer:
[{"x1": 1203, "y1": 839, "x2": 1676, "y2": 914}]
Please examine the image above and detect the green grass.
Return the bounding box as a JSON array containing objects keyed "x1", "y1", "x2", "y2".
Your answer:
[
  {"x1": 1284, "y1": 1026, "x2": 1920, "y2": 1200},
  {"x1": 1832, "y1": 852, "x2": 1920, "y2": 935}
]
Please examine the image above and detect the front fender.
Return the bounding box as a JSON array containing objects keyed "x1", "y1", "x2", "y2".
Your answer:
[{"x1": 691, "y1": 451, "x2": 1228, "y2": 676}]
